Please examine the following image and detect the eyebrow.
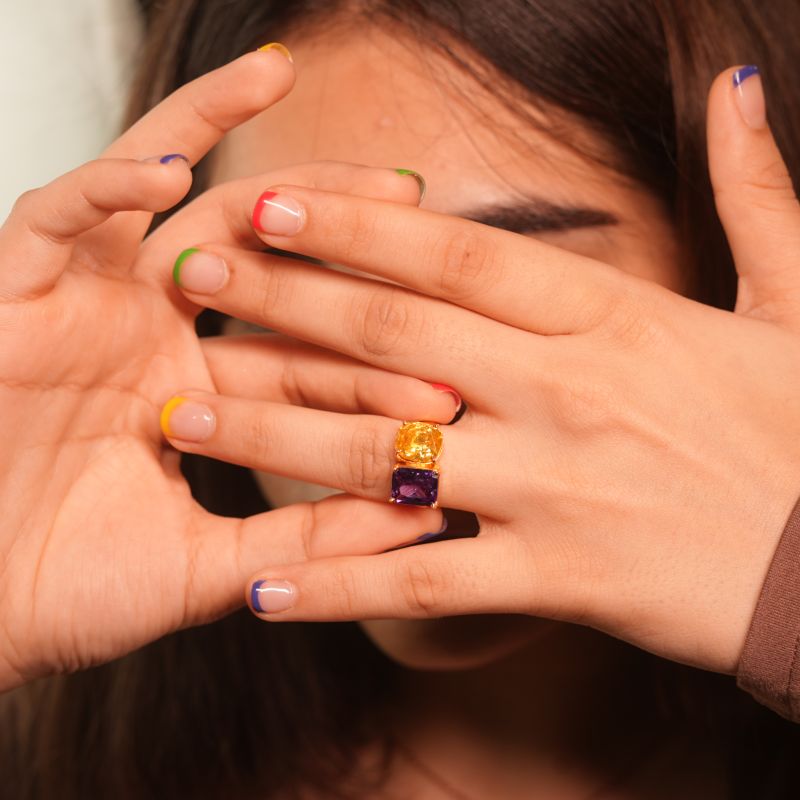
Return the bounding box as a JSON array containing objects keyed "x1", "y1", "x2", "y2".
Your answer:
[
  {"x1": 460, "y1": 199, "x2": 619, "y2": 234},
  {"x1": 264, "y1": 199, "x2": 620, "y2": 265}
]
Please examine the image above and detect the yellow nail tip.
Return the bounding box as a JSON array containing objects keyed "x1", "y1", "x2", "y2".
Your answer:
[
  {"x1": 257, "y1": 42, "x2": 293, "y2": 63},
  {"x1": 160, "y1": 396, "x2": 188, "y2": 438}
]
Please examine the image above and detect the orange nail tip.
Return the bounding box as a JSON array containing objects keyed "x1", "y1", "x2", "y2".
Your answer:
[
  {"x1": 257, "y1": 42, "x2": 294, "y2": 63},
  {"x1": 160, "y1": 396, "x2": 187, "y2": 438}
]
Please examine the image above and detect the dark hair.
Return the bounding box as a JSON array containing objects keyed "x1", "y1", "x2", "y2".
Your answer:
[{"x1": 4, "y1": 1, "x2": 800, "y2": 797}]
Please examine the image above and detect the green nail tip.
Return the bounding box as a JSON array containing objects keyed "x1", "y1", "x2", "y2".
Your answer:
[
  {"x1": 173, "y1": 247, "x2": 199, "y2": 286},
  {"x1": 395, "y1": 168, "x2": 427, "y2": 202}
]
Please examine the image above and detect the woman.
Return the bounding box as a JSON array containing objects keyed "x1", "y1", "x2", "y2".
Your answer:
[{"x1": 2, "y1": 0, "x2": 800, "y2": 796}]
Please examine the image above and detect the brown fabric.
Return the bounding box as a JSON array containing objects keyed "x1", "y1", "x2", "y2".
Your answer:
[{"x1": 737, "y1": 494, "x2": 800, "y2": 722}]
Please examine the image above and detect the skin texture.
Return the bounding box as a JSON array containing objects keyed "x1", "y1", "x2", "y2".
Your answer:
[
  {"x1": 3, "y1": 19, "x2": 800, "y2": 800},
  {"x1": 181, "y1": 35, "x2": 800, "y2": 682},
  {"x1": 209, "y1": 31, "x2": 686, "y2": 672},
  {"x1": 0, "y1": 48, "x2": 451, "y2": 694},
  {"x1": 192, "y1": 34, "x2": 749, "y2": 795}
]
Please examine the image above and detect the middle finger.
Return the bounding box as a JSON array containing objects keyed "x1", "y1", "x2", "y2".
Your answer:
[{"x1": 172, "y1": 243, "x2": 540, "y2": 404}]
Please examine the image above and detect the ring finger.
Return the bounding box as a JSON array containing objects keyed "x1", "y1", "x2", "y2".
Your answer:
[
  {"x1": 159, "y1": 391, "x2": 500, "y2": 518},
  {"x1": 201, "y1": 332, "x2": 462, "y2": 420}
]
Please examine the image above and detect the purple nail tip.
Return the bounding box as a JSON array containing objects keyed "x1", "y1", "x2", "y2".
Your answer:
[
  {"x1": 160, "y1": 153, "x2": 190, "y2": 165},
  {"x1": 391, "y1": 467, "x2": 439, "y2": 507},
  {"x1": 733, "y1": 65, "x2": 759, "y2": 87},
  {"x1": 250, "y1": 579, "x2": 267, "y2": 613}
]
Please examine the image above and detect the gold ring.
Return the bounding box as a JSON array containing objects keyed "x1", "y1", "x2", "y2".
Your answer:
[{"x1": 390, "y1": 421, "x2": 443, "y2": 508}]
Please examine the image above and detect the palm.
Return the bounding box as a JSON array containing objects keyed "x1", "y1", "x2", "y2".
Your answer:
[{"x1": 0, "y1": 266, "x2": 213, "y2": 677}]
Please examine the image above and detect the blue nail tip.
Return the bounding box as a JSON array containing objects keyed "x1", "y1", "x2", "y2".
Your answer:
[
  {"x1": 159, "y1": 153, "x2": 190, "y2": 165},
  {"x1": 250, "y1": 579, "x2": 267, "y2": 613},
  {"x1": 733, "y1": 65, "x2": 759, "y2": 87}
]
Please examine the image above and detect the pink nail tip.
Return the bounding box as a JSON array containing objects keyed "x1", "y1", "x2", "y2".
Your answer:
[{"x1": 430, "y1": 382, "x2": 462, "y2": 408}]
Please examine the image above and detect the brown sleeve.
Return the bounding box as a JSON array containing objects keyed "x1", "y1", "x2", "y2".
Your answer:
[{"x1": 736, "y1": 494, "x2": 800, "y2": 721}]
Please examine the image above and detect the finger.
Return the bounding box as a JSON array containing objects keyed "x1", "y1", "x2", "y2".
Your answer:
[
  {"x1": 159, "y1": 391, "x2": 493, "y2": 516},
  {"x1": 171, "y1": 244, "x2": 533, "y2": 399},
  {"x1": 183, "y1": 492, "x2": 445, "y2": 627},
  {"x1": 707, "y1": 66, "x2": 800, "y2": 325},
  {"x1": 201, "y1": 333, "x2": 462, "y2": 419},
  {"x1": 140, "y1": 162, "x2": 425, "y2": 277},
  {"x1": 0, "y1": 157, "x2": 192, "y2": 299},
  {"x1": 246, "y1": 184, "x2": 633, "y2": 335},
  {"x1": 242, "y1": 534, "x2": 560, "y2": 621},
  {"x1": 86, "y1": 47, "x2": 295, "y2": 271}
]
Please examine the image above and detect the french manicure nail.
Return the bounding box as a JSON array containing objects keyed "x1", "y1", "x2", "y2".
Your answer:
[
  {"x1": 430, "y1": 382, "x2": 462, "y2": 411},
  {"x1": 252, "y1": 191, "x2": 304, "y2": 236},
  {"x1": 395, "y1": 168, "x2": 427, "y2": 203},
  {"x1": 141, "y1": 153, "x2": 190, "y2": 165},
  {"x1": 160, "y1": 153, "x2": 190, "y2": 165},
  {"x1": 172, "y1": 248, "x2": 228, "y2": 294},
  {"x1": 160, "y1": 397, "x2": 216, "y2": 442},
  {"x1": 733, "y1": 65, "x2": 766, "y2": 130},
  {"x1": 257, "y1": 42, "x2": 294, "y2": 63},
  {"x1": 251, "y1": 579, "x2": 297, "y2": 613}
]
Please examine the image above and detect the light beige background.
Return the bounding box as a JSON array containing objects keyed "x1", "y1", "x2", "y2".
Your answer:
[{"x1": 0, "y1": 0, "x2": 142, "y2": 220}]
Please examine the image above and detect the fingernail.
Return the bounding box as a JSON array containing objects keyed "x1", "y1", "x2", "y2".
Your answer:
[
  {"x1": 160, "y1": 396, "x2": 216, "y2": 442},
  {"x1": 733, "y1": 65, "x2": 766, "y2": 130},
  {"x1": 141, "y1": 153, "x2": 190, "y2": 165},
  {"x1": 257, "y1": 42, "x2": 294, "y2": 63},
  {"x1": 252, "y1": 191, "x2": 304, "y2": 236},
  {"x1": 395, "y1": 168, "x2": 427, "y2": 203},
  {"x1": 415, "y1": 515, "x2": 449, "y2": 543},
  {"x1": 172, "y1": 248, "x2": 228, "y2": 294},
  {"x1": 251, "y1": 579, "x2": 296, "y2": 613},
  {"x1": 430, "y1": 382, "x2": 462, "y2": 411}
]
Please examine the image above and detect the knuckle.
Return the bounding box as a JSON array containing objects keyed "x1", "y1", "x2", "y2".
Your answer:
[
  {"x1": 11, "y1": 188, "x2": 66, "y2": 246},
  {"x1": 325, "y1": 566, "x2": 360, "y2": 618},
  {"x1": 320, "y1": 201, "x2": 380, "y2": 264},
  {"x1": 396, "y1": 559, "x2": 446, "y2": 616},
  {"x1": 597, "y1": 285, "x2": 664, "y2": 348},
  {"x1": 11, "y1": 188, "x2": 38, "y2": 219},
  {"x1": 344, "y1": 423, "x2": 389, "y2": 493},
  {"x1": 545, "y1": 367, "x2": 624, "y2": 436},
  {"x1": 715, "y1": 163, "x2": 798, "y2": 215},
  {"x1": 187, "y1": 95, "x2": 228, "y2": 139},
  {"x1": 244, "y1": 410, "x2": 276, "y2": 461},
  {"x1": 431, "y1": 225, "x2": 500, "y2": 302},
  {"x1": 741, "y1": 158, "x2": 796, "y2": 196},
  {"x1": 254, "y1": 264, "x2": 295, "y2": 323},
  {"x1": 352, "y1": 285, "x2": 417, "y2": 357}
]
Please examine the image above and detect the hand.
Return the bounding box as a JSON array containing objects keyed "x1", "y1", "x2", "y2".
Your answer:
[
  {"x1": 168, "y1": 66, "x2": 800, "y2": 674},
  {"x1": 0, "y1": 49, "x2": 450, "y2": 691}
]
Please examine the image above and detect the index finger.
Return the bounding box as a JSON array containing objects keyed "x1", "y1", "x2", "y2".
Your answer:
[
  {"x1": 93, "y1": 45, "x2": 294, "y2": 269},
  {"x1": 104, "y1": 46, "x2": 295, "y2": 163},
  {"x1": 250, "y1": 185, "x2": 636, "y2": 336}
]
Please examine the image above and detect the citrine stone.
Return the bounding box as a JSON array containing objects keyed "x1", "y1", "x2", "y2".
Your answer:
[{"x1": 394, "y1": 421, "x2": 443, "y2": 465}]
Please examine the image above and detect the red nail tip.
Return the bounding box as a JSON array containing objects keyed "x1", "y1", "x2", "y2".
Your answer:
[
  {"x1": 252, "y1": 190, "x2": 279, "y2": 233},
  {"x1": 430, "y1": 382, "x2": 462, "y2": 408}
]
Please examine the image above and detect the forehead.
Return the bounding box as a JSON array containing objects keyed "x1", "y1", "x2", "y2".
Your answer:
[
  {"x1": 213, "y1": 27, "x2": 622, "y2": 211},
  {"x1": 210, "y1": 25, "x2": 683, "y2": 292}
]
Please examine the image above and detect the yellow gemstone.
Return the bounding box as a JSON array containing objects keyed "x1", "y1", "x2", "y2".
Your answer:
[{"x1": 395, "y1": 422, "x2": 443, "y2": 464}]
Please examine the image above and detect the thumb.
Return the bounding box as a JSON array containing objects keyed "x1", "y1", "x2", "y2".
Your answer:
[{"x1": 707, "y1": 65, "x2": 800, "y2": 326}]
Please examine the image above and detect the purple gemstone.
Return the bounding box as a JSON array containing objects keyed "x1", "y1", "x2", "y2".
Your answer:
[{"x1": 391, "y1": 467, "x2": 439, "y2": 507}]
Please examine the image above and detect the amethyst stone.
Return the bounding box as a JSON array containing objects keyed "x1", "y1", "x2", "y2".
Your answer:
[{"x1": 391, "y1": 467, "x2": 439, "y2": 506}]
